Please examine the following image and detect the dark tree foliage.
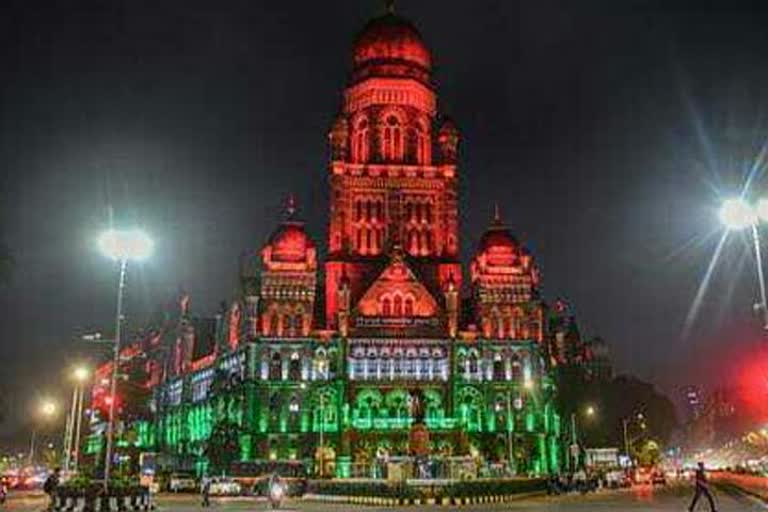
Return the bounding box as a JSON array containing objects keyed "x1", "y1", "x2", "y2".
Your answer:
[
  {"x1": 556, "y1": 368, "x2": 678, "y2": 453},
  {"x1": 204, "y1": 420, "x2": 241, "y2": 475}
]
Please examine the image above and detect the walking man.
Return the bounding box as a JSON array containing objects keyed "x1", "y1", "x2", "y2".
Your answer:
[
  {"x1": 43, "y1": 467, "x2": 60, "y2": 511},
  {"x1": 689, "y1": 462, "x2": 717, "y2": 512}
]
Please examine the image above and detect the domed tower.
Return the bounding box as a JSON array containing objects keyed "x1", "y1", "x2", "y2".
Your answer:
[
  {"x1": 470, "y1": 207, "x2": 543, "y2": 341},
  {"x1": 325, "y1": 3, "x2": 461, "y2": 331},
  {"x1": 259, "y1": 198, "x2": 318, "y2": 338}
]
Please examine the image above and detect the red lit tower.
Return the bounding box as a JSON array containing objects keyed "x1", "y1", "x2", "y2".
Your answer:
[{"x1": 325, "y1": 8, "x2": 462, "y2": 337}]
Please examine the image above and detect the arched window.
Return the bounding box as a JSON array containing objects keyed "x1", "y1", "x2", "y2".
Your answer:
[
  {"x1": 468, "y1": 352, "x2": 479, "y2": 376},
  {"x1": 404, "y1": 296, "x2": 414, "y2": 317},
  {"x1": 493, "y1": 353, "x2": 505, "y2": 381},
  {"x1": 394, "y1": 295, "x2": 403, "y2": 317},
  {"x1": 355, "y1": 200, "x2": 362, "y2": 221},
  {"x1": 356, "y1": 229, "x2": 362, "y2": 252},
  {"x1": 269, "y1": 313, "x2": 278, "y2": 336},
  {"x1": 416, "y1": 120, "x2": 431, "y2": 165},
  {"x1": 353, "y1": 118, "x2": 369, "y2": 162},
  {"x1": 289, "y1": 352, "x2": 301, "y2": 381},
  {"x1": 511, "y1": 355, "x2": 522, "y2": 381},
  {"x1": 382, "y1": 115, "x2": 403, "y2": 161},
  {"x1": 365, "y1": 229, "x2": 372, "y2": 253},
  {"x1": 425, "y1": 203, "x2": 433, "y2": 223},
  {"x1": 405, "y1": 203, "x2": 413, "y2": 222},
  {"x1": 415, "y1": 203, "x2": 423, "y2": 223},
  {"x1": 381, "y1": 296, "x2": 392, "y2": 317},
  {"x1": 269, "y1": 352, "x2": 282, "y2": 380},
  {"x1": 376, "y1": 200, "x2": 383, "y2": 221},
  {"x1": 365, "y1": 200, "x2": 372, "y2": 221},
  {"x1": 424, "y1": 231, "x2": 432, "y2": 254}
]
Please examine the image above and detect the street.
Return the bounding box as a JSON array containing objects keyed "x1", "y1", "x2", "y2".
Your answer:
[{"x1": 3, "y1": 485, "x2": 765, "y2": 512}]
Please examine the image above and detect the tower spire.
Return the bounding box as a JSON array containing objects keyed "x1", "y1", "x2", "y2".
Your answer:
[
  {"x1": 384, "y1": 0, "x2": 395, "y2": 14},
  {"x1": 493, "y1": 202, "x2": 501, "y2": 224},
  {"x1": 285, "y1": 194, "x2": 297, "y2": 219}
]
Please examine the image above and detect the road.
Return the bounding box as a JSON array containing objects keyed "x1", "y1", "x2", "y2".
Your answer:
[{"x1": 4, "y1": 484, "x2": 765, "y2": 511}]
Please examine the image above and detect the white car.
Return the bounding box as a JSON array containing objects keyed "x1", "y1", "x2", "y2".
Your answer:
[
  {"x1": 208, "y1": 477, "x2": 241, "y2": 496},
  {"x1": 169, "y1": 473, "x2": 197, "y2": 492}
]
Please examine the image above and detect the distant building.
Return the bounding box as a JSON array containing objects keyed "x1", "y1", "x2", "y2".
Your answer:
[{"x1": 682, "y1": 385, "x2": 703, "y2": 421}]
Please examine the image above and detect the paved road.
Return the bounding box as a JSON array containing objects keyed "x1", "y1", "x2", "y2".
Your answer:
[{"x1": 4, "y1": 485, "x2": 766, "y2": 511}]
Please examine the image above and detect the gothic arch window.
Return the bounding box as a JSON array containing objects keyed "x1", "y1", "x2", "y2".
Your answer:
[
  {"x1": 405, "y1": 203, "x2": 413, "y2": 222},
  {"x1": 511, "y1": 355, "x2": 523, "y2": 381},
  {"x1": 382, "y1": 114, "x2": 404, "y2": 161},
  {"x1": 468, "y1": 351, "x2": 479, "y2": 377},
  {"x1": 416, "y1": 119, "x2": 431, "y2": 165},
  {"x1": 404, "y1": 296, "x2": 414, "y2": 316},
  {"x1": 493, "y1": 352, "x2": 505, "y2": 381},
  {"x1": 289, "y1": 352, "x2": 301, "y2": 381},
  {"x1": 393, "y1": 294, "x2": 403, "y2": 317},
  {"x1": 356, "y1": 229, "x2": 363, "y2": 252},
  {"x1": 352, "y1": 118, "x2": 369, "y2": 163},
  {"x1": 381, "y1": 296, "x2": 392, "y2": 317},
  {"x1": 365, "y1": 200, "x2": 372, "y2": 222},
  {"x1": 269, "y1": 352, "x2": 282, "y2": 380},
  {"x1": 376, "y1": 200, "x2": 383, "y2": 221},
  {"x1": 355, "y1": 200, "x2": 362, "y2": 222},
  {"x1": 424, "y1": 230, "x2": 432, "y2": 255}
]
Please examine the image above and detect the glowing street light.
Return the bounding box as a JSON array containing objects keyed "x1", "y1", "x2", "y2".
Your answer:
[
  {"x1": 719, "y1": 198, "x2": 768, "y2": 330},
  {"x1": 585, "y1": 405, "x2": 597, "y2": 417},
  {"x1": 29, "y1": 399, "x2": 58, "y2": 465},
  {"x1": 720, "y1": 198, "x2": 757, "y2": 230},
  {"x1": 98, "y1": 229, "x2": 153, "y2": 261},
  {"x1": 98, "y1": 228, "x2": 153, "y2": 487}
]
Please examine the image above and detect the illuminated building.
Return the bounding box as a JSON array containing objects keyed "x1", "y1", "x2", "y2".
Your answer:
[{"x1": 87, "y1": 5, "x2": 562, "y2": 478}]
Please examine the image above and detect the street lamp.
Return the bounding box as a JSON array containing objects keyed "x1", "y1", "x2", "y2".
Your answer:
[
  {"x1": 719, "y1": 198, "x2": 768, "y2": 330},
  {"x1": 98, "y1": 228, "x2": 153, "y2": 487},
  {"x1": 64, "y1": 366, "x2": 89, "y2": 472},
  {"x1": 570, "y1": 405, "x2": 598, "y2": 472},
  {"x1": 29, "y1": 400, "x2": 57, "y2": 466}
]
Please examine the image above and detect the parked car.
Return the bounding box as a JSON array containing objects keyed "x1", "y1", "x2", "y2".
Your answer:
[
  {"x1": 168, "y1": 473, "x2": 197, "y2": 492},
  {"x1": 208, "y1": 477, "x2": 241, "y2": 496}
]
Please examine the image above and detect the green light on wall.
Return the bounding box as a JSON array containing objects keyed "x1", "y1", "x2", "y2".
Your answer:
[{"x1": 525, "y1": 411, "x2": 535, "y2": 432}]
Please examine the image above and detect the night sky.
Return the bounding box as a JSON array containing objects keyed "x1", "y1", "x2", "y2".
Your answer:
[{"x1": 2, "y1": 0, "x2": 768, "y2": 439}]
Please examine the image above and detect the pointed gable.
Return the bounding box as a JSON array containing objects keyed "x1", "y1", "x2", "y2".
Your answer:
[{"x1": 355, "y1": 253, "x2": 439, "y2": 318}]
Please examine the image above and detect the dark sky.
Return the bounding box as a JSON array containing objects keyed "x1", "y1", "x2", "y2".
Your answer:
[{"x1": 2, "y1": 0, "x2": 768, "y2": 437}]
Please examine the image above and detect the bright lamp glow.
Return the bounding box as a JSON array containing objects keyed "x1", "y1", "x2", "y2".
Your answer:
[
  {"x1": 40, "y1": 401, "x2": 57, "y2": 416},
  {"x1": 585, "y1": 405, "x2": 596, "y2": 417},
  {"x1": 757, "y1": 198, "x2": 768, "y2": 223},
  {"x1": 720, "y1": 198, "x2": 757, "y2": 230},
  {"x1": 98, "y1": 229, "x2": 153, "y2": 261},
  {"x1": 73, "y1": 366, "x2": 89, "y2": 382}
]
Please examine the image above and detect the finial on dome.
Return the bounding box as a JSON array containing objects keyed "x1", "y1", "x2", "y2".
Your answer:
[
  {"x1": 384, "y1": 0, "x2": 395, "y2": 14},
  {"x1": 493, "y1": 202, "x2": 501, "y2": 224},
  {"x1": 285, "y1": 194, "x2": 297, "y2": 218}
]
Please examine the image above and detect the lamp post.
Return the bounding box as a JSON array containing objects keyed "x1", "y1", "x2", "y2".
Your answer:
[
  {"x1": 64, "y1": 366, "x2": 89, "y2": 472},
  {"x1": 29, "y1": 400, "x2": 57, "y2": 466},
  {"x1": 622, "y1": 412, "x2": 646, "y2": 465},
  {"x1": 98, "y1": 229, "x2": 153, "y2": 488},
  {"x1": 720, "y1": 198, "x2": 768, "y2": 330},
  {"x1": 569, "y1": 405, "x2": 597, "y2": 472}
]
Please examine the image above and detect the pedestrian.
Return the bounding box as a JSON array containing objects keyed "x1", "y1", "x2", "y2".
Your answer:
[
  {"x1": 43, "y1": 467, "x2": 61, "y2": 511},
  {"x1": 200, "y1": 476, "x2": 211, "y2": 508},
  {"x1": 688, "y1": 462, "x2": 717, "y2": 512}
]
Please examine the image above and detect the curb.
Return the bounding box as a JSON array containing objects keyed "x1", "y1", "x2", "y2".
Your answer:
[{"x1": 302, "y1": 491, "x2": 545, "y2": 506}]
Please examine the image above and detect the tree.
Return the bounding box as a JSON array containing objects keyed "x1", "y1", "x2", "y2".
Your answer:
[
  {"x1": 556, "y1": 367, "x2": 678, "y2": 453},
  {"x1": 204, "y1": 420, "x2": 241, "y2": 475}
]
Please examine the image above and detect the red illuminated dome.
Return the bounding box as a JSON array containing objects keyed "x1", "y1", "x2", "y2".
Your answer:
[
  {"x1": 269, "y1": 222, "x2": 314, "y2": 263},
  {"x1": 262, "y1": 198, "x2": 317, "y2": 266},
  {"x1": 351, "y1": 12, "x2": 431, "y2": 84}
]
